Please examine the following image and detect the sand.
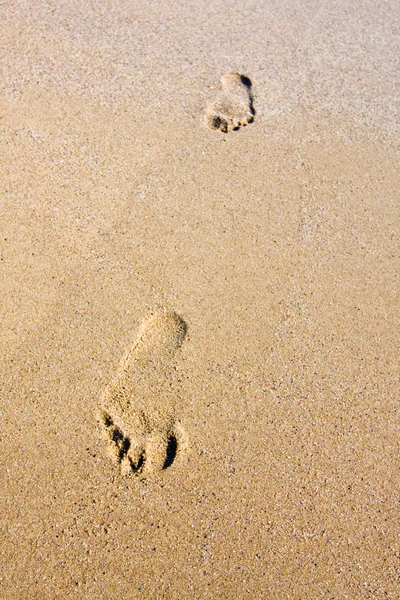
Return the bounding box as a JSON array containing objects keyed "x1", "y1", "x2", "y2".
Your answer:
[{"x1": 0, "y1": 0, "x2": 399, "y2": 598}]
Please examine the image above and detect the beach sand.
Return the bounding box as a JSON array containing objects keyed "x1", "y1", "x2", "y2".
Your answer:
[{"x1": 0, "y1": 0, "x2": 399, "y2": 598}]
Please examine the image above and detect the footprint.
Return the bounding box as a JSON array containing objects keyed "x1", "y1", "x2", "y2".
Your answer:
[
  {"x1": 205, "y1": 72, "x2": 255, "y2": 133},
  {"x1": 99, "y1": 311, "x2": 188, "y2": 477}
]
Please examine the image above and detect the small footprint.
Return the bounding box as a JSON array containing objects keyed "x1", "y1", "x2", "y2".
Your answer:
[
  {"x1": 99, "y1": 311, "x2": 188, "y2": 477},
  {"x1": 205, "y1": 72, "x2": 255, "y2": 133}
]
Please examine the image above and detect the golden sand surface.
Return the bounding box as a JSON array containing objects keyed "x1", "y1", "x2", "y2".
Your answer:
[{"x1": 1, "y1": 1, "x2": 399, "y2": 598}]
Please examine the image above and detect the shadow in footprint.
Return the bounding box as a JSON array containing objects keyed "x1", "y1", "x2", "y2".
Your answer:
[{"x1": 163, "y1": 434, "x2": 178, "y2": 470}]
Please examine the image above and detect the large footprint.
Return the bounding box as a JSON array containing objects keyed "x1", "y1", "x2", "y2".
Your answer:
[
  {"x1": 99, "y1": 311, "x2": 187, "y2": 477},
  {"x1": 205, "y1": 72, "x2": 255, "y2": 133}
]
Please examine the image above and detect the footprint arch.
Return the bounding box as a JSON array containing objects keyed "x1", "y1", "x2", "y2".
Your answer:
[{"x1": 99, "y1": 311, "x2": 188, "y2": 477}]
